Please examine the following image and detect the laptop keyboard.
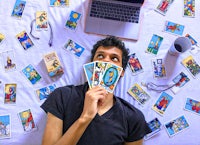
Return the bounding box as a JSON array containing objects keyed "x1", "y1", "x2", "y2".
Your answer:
[{"x1": 90, "y1": 1, "x2": 140, "y2": 23}]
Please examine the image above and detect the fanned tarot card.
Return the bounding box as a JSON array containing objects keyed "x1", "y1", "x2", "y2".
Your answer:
[
  {"x1": 0, "y1": 33, "x2": 5, "y2": 45},
  {"x1": 152, "y1": 92, "x2": 173, "y2": 116},
  {"x1": 0, "y1": 114, "x2": 11, "y2": 139},
  {"x1": 49, "y1": 0, "x2": 69, "y2": 7},
  {"x1": 83, "y1": 62, "x2": 95, "y2": 88},
  {"x1": 155, "y1": 0, "x2": 174, "y2": 15},
  {"x1": 1, "y1": 50, "x2": 16, "y2": 72},
  {"x1": 35, "y1": 11, "x2": 48, "y2": 30},
  {"x1": 128, "y1": 53, "x2": 143, "y2": 75},
  {"x1": 151, "y1": 58, "x2": 166, "y2": 79},
  {"x1": 35, "y1": 84, "x2": 56, "y2": 101},
  {"x1": 128, "y1": 83, "x2": 151, "y2": 105},
  {"x1": 184, "y1": 97, "x2": 200, "y2": 115},
  {"x1": 65, "y1": 11, "x2": 81, "y2": 30},
  {"x1": 11, "y1": 0, "x2": 26, "y2": 19},
  {"x1": 181, "y1": 55, "x2": 200, "y2": 78},
  {"x1": 16, "y1": 31, "x2": 34, "y2": 50},
  {"x1": 164, "y1": 115, "x2": 189, "y2": 137},
  {"x1": 146, "y1": 34, "x2": 163, "y2": 55},
  {"x1": 4, "y1": 83, "x2": 17, "y2": 104},
  {"x1": 164, "y1": 21, "x2": 185, "y2": 36},
  {"x1": 18, "y1": 109, "x2": 37, "y2": 133},
  {"x1": 183, "y1": 0, "x2": 195, "y2": 17},
  {"x1": 22, "y1": 64, "x2": 42, "y2": 85}
]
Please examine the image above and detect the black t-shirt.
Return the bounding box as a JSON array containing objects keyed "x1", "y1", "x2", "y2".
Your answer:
[{"x1": 41, "y1": 82, "x2": 151, "y2": 145}]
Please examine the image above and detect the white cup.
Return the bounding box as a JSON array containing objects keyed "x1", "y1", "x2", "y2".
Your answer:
[{"x1": 168, "y1": 37, "x2": 192, "y2": 56}]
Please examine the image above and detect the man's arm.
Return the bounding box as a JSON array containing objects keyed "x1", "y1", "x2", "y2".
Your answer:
[{"x1": 125, "y1": 139, "x2": 143, "y2": 145}]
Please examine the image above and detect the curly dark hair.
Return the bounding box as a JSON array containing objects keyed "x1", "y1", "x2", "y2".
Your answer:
[{"x1": 91, "y1": 36, "x2": 129, "y2": 70}]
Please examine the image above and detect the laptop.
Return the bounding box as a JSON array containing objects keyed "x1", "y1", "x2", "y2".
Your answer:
[{"x1": 85, "y1": 0, "x2": 144, "y2": 40}]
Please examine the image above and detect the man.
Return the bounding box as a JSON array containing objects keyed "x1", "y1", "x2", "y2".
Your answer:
[{"x1": 41, "y1": 36, "x2": 151, "y2": 145}]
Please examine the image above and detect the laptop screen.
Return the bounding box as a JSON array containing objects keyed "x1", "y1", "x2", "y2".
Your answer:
[{"x1": 115, "y1": 0, "x2": 144, "y2": 4}]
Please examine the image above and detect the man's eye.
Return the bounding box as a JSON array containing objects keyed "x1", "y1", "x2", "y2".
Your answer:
[
  {"x1": 97, "y1": 54, "x2": 104, "y2": 59},
  {"x1": 112, "y1": 57, "x2": 119, "y2": 62}
]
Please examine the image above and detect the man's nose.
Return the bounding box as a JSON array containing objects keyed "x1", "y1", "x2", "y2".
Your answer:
[{"x1": 102, "y1": 56, "x2": 110, "y2": 62}]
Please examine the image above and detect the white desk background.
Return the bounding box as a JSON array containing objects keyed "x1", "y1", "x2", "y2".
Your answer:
[{"x1": 0, "y1": 0, "x2": 200, "y2": 145}]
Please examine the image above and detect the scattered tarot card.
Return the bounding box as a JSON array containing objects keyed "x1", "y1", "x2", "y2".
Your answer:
[
  {"x1": 35, "y1": 11, "x2": 48, "y2": 30},
  {"x1": 164, "y1": 20, "x2": 185, "y2": 36},
  {"x1": 35, "y1": 84, "x2": 56, "y2": 101},
  {"x1": 181, "y1": 55, "x2": 200, "y2": 78},
  {"x1": 83, "y1": 62, "x2": 95, "y2": 88},
  {"x1": 65, "y1": 11, "x2": 81, "y2": 30},
  {"x1": 144, "y1": 117, "x2": 162, "y2": 140},
  {"x1": 155, "y1": 0, "x2": 174, "y2": 16},
  {"x1": 1, "y1": 50, "x2": 17, "y2": 72},
  {"x1": 170, "y1": 72, "x2": 190, "y2": 94},
  {"x1": 22, "y1": 64, "x2": 42, "y2": 85},
  {"x1": 99, "y1": 63, "x2": 123, "y2": 93},
  {"x1": 11, "y1": 0, "x2": 26, "y2": 19},
  {"x1": 43, "y1": 51, "x2": 64, "y2": 77},
  {"x1": 63, "y1": 39, "x2": 85, "y2": 57},
  {"x1": 152, "y1": 92, "x2": 173, "y2": 116},
  {"x1": 0, "y1": 33, "x2": 5, "y2": 45},
  {"x1": 16, "y1": 31, "x2": 34, "y2": 50},
  {"x1": 18, "y1": 109, "x2": 37, "y2": 133},
  {"x1": 184, "y1": 97, "x2": 200, "y2": 115},
  {"x1": 164, "y1": 115, "x2": 189, "y2": 137},
  {"x1": 183, "y1": 0, "x2": 195, "y2": 17},
  {"x1": 151, "y1": 58, "x2": 167, "y2": 79},
  {"x1": 4, "y1": 83, "x2": 17, "y2": 104},
  {"x1": 0, "y1": 114, "x2": 11, "y2": 139},
  {"x1": 185, "y1": 34, "x2": 200, "y2": 54},
  {"x1": 146, "y1": 34, "x2": 163, "y2": 55},
  {"x1": 128, "y1": 53, "x2": 143, "y2": 75},
  {"x1": 49, "y1": 0, "x2": 69, "y2": 6},
  {"x1": 128, "y1": 83, "x2": 151, "y2": 105}
]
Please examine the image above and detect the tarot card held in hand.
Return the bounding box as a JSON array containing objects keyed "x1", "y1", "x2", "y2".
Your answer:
[
  {"x1": 63, "y1": 39, "x2": 85, "y2": 57},
  {"x1": 170, "y1": 72, "x2": 190, "y2": 94},
  {"x1": 128, "y1": 83, "x2": 151, "y2": 105},
  {"x1": 128, "y1": 53, "x2": 143, "y2": 75},
  {"x1": 151, "y1": 58, "x2": 166, "y2": 79},
  {"x1": 164, "y1": 21, "x2": 185, "y2": 36},
  {"x1": 0, "y1": 33, "x2": 5, "y2": 45},
  {"x1": 4, "y1": 83, "x2": 17, "y2": 104},
  {"x1": 11, "y1": 0, "x2": 26, "y2": 19},
  {"x1": 184, "y1": 97, "x2": 200, "y2": 115},
  {"x1": 35, "y1": 11, "x2": 48, "y2": 30},
  {"x1": 152, "y1": 92, "x2": 173, "y2": 116},
  {"x1": 35, "y1": 84, "x2": 56, "y2": 101},
  {"x1": 49, "y1": 0, "x2": 69, "y2": 6},
  {"x1": 144, "y1": 117, "x2": 162, "y2": 140},
  {"x1": 16, "y1": 31, "x2": 34, "y2": 50},
  {"x1": 183, "y1": 0, "x2": 195, "y2": 17},
  {"x1": 155, "y1": 0, "x2": 174, "y2": 15},
  {"x1": 181, "y1": 55, "x2": 200, "y2": 78},
  {"x1": 22, "y1": 64, "x2": 42, "y2": 85},
  {"x1": 18, "y1": 109, "x2": 37, "y2": 133},
  {"x1": 43, "y1": 51, "x2": 64, "y2": 77},
  {"x1": 146, "y1": 34, "x2": 163, "y2": 55},
  {"x1": 0, "y1": 114, "x2": 11, "y2": 139},
  {"x1": 65, "y1": 11, "x2": 81, "y2": 30},
  {"x1": 83, "y1": 62, "x2": 95, "y2": 88},
  {"x1": 1, "y1": 50, "x2": 16, "y2": 72},
  {"x1": 164, "y1": 115, "x2": 189, "y2": 137}
]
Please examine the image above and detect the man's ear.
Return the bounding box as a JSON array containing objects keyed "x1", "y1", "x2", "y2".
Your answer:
[{"x1": 120, "y1": 70, "x2": 125, "y2": 77}]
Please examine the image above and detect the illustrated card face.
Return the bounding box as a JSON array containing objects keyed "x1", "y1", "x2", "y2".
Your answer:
[
  {"x1": 16, "y1": 31, "x2": 34, "y2": 50},
  {"x1": 22, "y1": 64, "x2": 42, "y2": 85},
  {"x1": 128, "y1": 53, "x2": 143, "y2": 75},
  {"x1": 18, "y1": 109, "x2": 37, "y2": 133},
  {"x1": 155, "y1": 0, "x2": 174, "y2": 15},
  {"x1": 49, "y1": 0, "x2": 69, "y2": 6},
  {"x1": 0, "y1": 114, "x2": 11, "y2": 139},
  {"x1": 152, "y1": 92, "x2": 173, "y2": 116},
  {"x1": 1, "y1": 50, "x2": 16, "y2": 72},
  {"x1": 0, "y1": 33, "x2": 5, "y2": 45},
  {"x1": 151, "y1": 58, "x2": 166, "y2": 79},
  {"x1": 184, "y1": 98, "x2": 200, "y2": 115},
  {"x1": 144, "y1": 117, "x2": 162, "y2": 140},
  {"x1": 164, "y1": 115, "x2": 189, "y2": 137},
  {"x1": 83, "y1": 62, "x2": 95, "y2": 88},
  {"x1": 36, "y1": 84, "x2": 56, "y2": 101},
  {"x1": 36, "y1": 11, "x2": 48, "y2": 30},
  {"x1": 181, "y1": 55, "x2": 200, "y2": 78},
  {"x1": 171, "y1": 72, "x2": 190, "y2": 94},
  {"x1": 146, "y1": 34, "x2": 163, "y2": 55},
  {"x1": 65, "y1": 11, "x2": 81, "y2": 30},
  {"x1": 99, "y1": 63, "x2": 123, "y2": 93},
  {"x1": 164, "y1": 21, "x2": 185, "y2": 36},
  {"x1": 128, "y1": 83, "x2": 151, "y2": 105},
  {"x1": 11, "y1": 0, "x2": 26, "y2": 19},
  {"x1": 4, "y1": 83, "x2": 17, "y2": 104},
  {"x1": 43, "y1": 51, "x2": 64, "y2": 77},
  {"x1": 185, "y1": 34, "x2": 197, "y2": 46},
  {"x1": 63, "y1": 39, "x2": 85, "y2": 57},
  {"x1": 183, "y1": 0, "x2": 195, "y2": 17}
]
